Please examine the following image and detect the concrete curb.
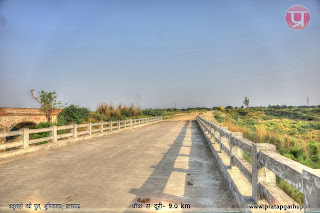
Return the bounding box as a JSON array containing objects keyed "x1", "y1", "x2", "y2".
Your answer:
[{"x1": 196, "y1": 119, "x2": 254, "y2": 213}]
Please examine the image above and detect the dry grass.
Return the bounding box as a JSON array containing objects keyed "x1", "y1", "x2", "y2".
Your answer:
[
  {"x1": 97, "y1": 103, "x2": 142, "y2": 120},
  {"x1": 219, "y1": 118, "x2": 308, "y2": 153}
]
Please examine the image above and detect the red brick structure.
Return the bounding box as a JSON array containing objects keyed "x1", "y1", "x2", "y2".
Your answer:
[{"x1": 0, "y1": 107, "x2": 62, "y2": 133}]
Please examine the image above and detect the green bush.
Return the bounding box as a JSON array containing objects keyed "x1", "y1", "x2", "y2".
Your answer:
[
  {"x1": 284, "y1": 153, "x2": 296, "y2": 160},
  {"x1": 237, "y1": 108, "x2": 248, "y2": 116},
  {"x1": 289, "y1": 146, "x2": 303, "y2": 158},
  {"x1": 57, "y1": 104, "x2": 90, "y2": 125},
  {"x1": 307, "y1": 140, "x2": 319, "y2": 162},
  {"x1": 214, "y1": 114, "x2": 224, "y2": 123},
  {"x1": 143, "y1": 108, "x2": 165, "y2": 116}
]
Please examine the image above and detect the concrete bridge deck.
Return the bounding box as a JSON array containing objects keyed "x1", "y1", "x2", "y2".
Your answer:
[{"x1": 0, "y1": 115, "x2": 239, "y2": 212}]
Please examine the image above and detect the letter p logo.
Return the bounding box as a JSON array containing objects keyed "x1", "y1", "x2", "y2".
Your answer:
[{"x1": 286, "y1": 5, "x2": 311, "y2": 30}]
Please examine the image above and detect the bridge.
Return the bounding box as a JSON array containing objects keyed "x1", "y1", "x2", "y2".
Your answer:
[
  {"x1": 0, "y1": 114, "x2": 319, "y2": 212},
  {"x1": 0, "y1": 107, "x2": 61, "y2": 132}
]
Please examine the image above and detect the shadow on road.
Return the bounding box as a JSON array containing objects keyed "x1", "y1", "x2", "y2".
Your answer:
[{"x1": 126, "y1": 119, "x2": 238, "y2": 212}]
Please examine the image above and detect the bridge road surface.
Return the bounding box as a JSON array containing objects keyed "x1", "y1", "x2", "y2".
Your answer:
[{"x1": 0, "y1": 115, "x2": 239, "y2": 212}]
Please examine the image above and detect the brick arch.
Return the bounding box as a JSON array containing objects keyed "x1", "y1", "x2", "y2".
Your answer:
[
  {"x1": 10, "y1": 121, "x2": 38, "y2": 131},
  {"x1": 3, "y1": 117, "x2": 46, "y2": 133}
]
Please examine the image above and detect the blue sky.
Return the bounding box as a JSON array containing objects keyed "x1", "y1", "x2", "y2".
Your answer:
[{"x1": 0, "y1": 0, "x2": 319, "y2": 110}]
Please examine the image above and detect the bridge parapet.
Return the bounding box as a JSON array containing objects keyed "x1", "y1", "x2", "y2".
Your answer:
[
  {"x1": 197, "y1": 115, "x2": 320, "y2": 213},
  {"x1": 0, "y1": 107, "x2": 62, "y2": 115},
  {"x1": 0, "y1": 116, "x2": 162, "y2": 159}
]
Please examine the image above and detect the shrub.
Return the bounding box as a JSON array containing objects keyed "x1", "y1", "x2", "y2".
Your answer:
[
  {"x1": 298, "y1": 153, "x2": 307, "y2": 162},
  {"x1": 57, "y1": 104, "x2": 90, "y2": 125},
  {"x1": 214, "y1": 114, "x2": 224, "y2": 123},
  {"x1": 90, "y1": 112, "x2": 103, "y2": 121},
  {"x1": 238, "y1": 108, "x2": 248, "y2": 116},
  {"x1": 143, "y1": 108, "x2": 165, "y2": 116},
  {"x1": 284, "y1": 153, "x2": 296, "y2": 160},
  {"x1": 289, "y1": 146, "x2": 303, "y2": 158},
  {"x1": 307, "y1": 140, "x2": 319, "y2": 162}
]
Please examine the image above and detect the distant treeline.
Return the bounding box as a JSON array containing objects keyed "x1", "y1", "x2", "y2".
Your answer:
[
  {"x1": 36, "y1": 103, "x2": 320, "y2": 127},
  {"x1": 216, "y1": 105, "x2": 320, "y2": 110}
]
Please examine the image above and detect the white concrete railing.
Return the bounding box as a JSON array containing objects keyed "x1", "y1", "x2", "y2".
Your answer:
[
  {"x1": 197, "y1": 115, "x2": 320, "y2": 212},
  {"x1": 0, "y1": 116, "x2": 162, "y2": 152}
]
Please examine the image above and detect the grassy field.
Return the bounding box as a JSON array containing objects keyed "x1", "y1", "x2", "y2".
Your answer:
[{"x1": 204, "y1": 106, "x2": 320, "y2": 204}]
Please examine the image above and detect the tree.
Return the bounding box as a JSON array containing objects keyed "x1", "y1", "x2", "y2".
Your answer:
[
  {"x1": 243, "y1": 97, "x2": 249, "y2": 108},
  {"x1": 31, "y1": 89, "x2": 64, "y2": 122}
]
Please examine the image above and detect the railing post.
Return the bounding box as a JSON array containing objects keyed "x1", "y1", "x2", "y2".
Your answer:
[
  {"x1": 110, "y1": 122, "x2": 112, "y2": 132},
  {"x1": 100, "y1": 122, "x2": 104, "y2": 133},
  {"x1": 206, "y1": 121, "x2": 209, "y2": 129},
  {"x1": 88, "y1": 123, "x2": 92, "y2": 135},
  {"x1": 118, "y1": 120, "x2": 120, "y2": 130},
  {"x1": 21, "y1": 128, "x2": 29, "y2": 149},
  {"x1": 229, "y1": 132, "x2": 242, "y2": 167},
  {"x1": 209, "y1": 123, "x2": 213, "y2": 138},
  {"x1": 124, "y1": 120, "x2": 127, "y2": 129},
  {"x1": 303, "y1": 169, "x2": 320, "y2": 212},
  {"x1": 219, "y1": 127, "x2": 228, "y2": 152},
  {"x1": 212, "y1": 125, "x2": 216, "y2": 143},
  {"x1": 252, "y1": 143, "x2": 276, "y2": 204},
  {"x1": 73, "y1": 124, "x2": 77, "y2": 138},
  {"x1": 51, "y1": 126, "x2": 57, "y2": 142}
]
